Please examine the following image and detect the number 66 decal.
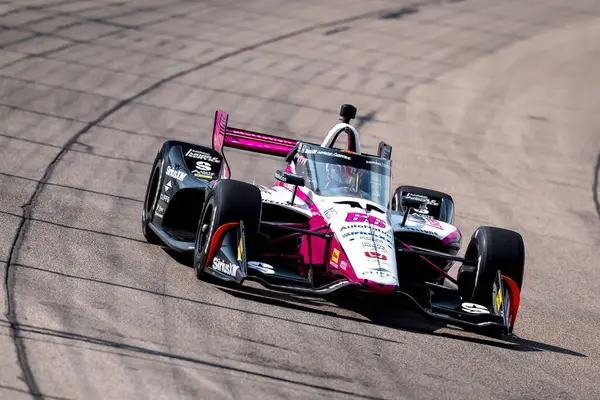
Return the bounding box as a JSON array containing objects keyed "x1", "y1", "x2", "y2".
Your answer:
[{"x1": 346, "y1": 212, "x2": 386, "y2": 228}]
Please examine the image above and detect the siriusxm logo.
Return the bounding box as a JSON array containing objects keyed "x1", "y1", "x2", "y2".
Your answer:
[
  {"x1": 212, "y1": 258, "x2": 239, "y2": 277},
  {"x1": 166, "y1": 166, "x2": 186, "y2": 181}
]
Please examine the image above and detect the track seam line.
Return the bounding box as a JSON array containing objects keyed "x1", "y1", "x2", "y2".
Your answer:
[
  {"x1": 1, "y1": 4, "x2": 417, "y2": 398},
  {"x1": 593, "y1": 152, "x2": 600, "y2": 219}
]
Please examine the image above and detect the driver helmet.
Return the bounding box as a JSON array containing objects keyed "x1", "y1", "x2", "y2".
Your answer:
[{"x1": 327, "y1": 150, "x2": 360, "y2": 188}]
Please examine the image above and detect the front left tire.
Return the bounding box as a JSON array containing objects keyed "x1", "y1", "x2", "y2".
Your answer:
[
  {"x1": 142, "y1": 148, "x2": 164, "y2": 245},
  {"x1": 193, "y1": 179, "x2": 262, "y2": 279}
]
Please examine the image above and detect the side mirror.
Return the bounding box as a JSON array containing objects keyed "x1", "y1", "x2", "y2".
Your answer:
[
  {"x1": 400, "y1": 195, "x2": 428, "y2": 226},
  {"x1": 275, "y1": 170, "x2": 305, "y2": 187},
  {"x1": 275, "y1": 170, "x2": 305, "y2": 205}
]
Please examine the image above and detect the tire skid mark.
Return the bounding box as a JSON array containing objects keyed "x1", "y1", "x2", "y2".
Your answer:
[
  {"x1": 0, "y1": 103, "x2": 189, "y2": 140},
  {"x1": 0, "y1": 171, "x2": 142, "y2": 204},
  {"x1": 0, "y1": 0, "x2": 84, "y2": 18},
  {"x1": 1, "y1": 4, "x2": 429, "y2": 397},
  {"x1": 8, "y1": 321, "x2": 384, "y2": 400},
  {"x1": 0, "y1": 73, "x2": 391, "y2": 124}
]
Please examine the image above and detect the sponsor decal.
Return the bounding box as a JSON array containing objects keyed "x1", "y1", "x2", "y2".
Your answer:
[
  {"x1": 248, "y1": 261, "x2": 275, "y2": 274},
  {"x1": 212, "y1": 257, "x2": 239, "y2": 277},
  {"x1": 185, "y1": 149, "x2": 221, "y2": 163},
  {"x1": 365, "y1": 251, "x2": 387, "y2": 261},
  {"x1": 413, "y1": 204, "x2": 429, "y2": 215},
  {"x1": 275, "y1": 170, "x2": 287, "y2": 183},
  {"x1": 359, "y1": 235, "x2": 383, "y2": 243},
  {"x1": 258, "y1": 186, "x2": 274, "y2": 194},
  {"x1": 194, "y1": 161, "x2": 212, "y2": 172},
  {"x1": 296, "y1": 154, "x2": 307, "y2": 165},
  {"x1": 236, "y1": 131, "x2": 291, "y2": 146},
  {"x1": 323, "y1": 207, "x2": 337, "y2": 219},
  {"x1": 424, "y1": 216, "x2": 444, "y2": 230},
  {"x1": 331, "y1": 248, "x2": 340, "y2": 263},
  {"x1": 361, "y1": 241, "x2": 386, "y2": 251},
  {"x1": 461, "y1": 303, "x2": 490, "y2": 314},
  {"x1": 316, "y1": 150, "x2": 351, "y2": 160},
  {"x1": 495, "y1": 288, "x2": 503, "y2": 311},
  {"x1": 366, "y1": 160, "x2": 389, "y2": 169},
  {"x1": 159, "y1": 194, "x2": 170, "y2": 203},
  {"x1": 396, "y1": 224, "x2": 440, "y2": 237},
  {"x1": 405, "y1": 192, "x2": 439, "y2": 206},
  {"x1": 340, "y1": 224, "x2": 387, "y2": 234},
  {"x1": 164, "y1": 180, "x2": 172, "y2": 192},
  {"x1": 218, "y1": 115, "x2": 227, "y2": 137},
  {"x1": 166, "y1": 166, "x2": 186, "y2": 181},
  {"x1": 237, "y1": 239, "x2": 243, "y2": 262},
  {"x1": 191, "y1": 160, "x2": 215, "y2": 179},
  {"x1": 365, "y1": 237, "x2": 393, "y2": 249},
  {"x1": 155, "y1": 204, "x2": 165, "y2": 218},
  {"x1": 343, "y1": 231, "x2": 372, "y2": 238},
  {"x1": 345, "y1": 212, "x2": 386, "y2": 228},
  {"x1": 340, "y1": 260, "x2": 347, "y2": 270},
  {"x1": 302, "y1": 147, "x2": 351, "y2": 160},
  {"x1": 342, "y1": 231, "x2": 394, "y2": 245},
  {"x1": 408, "y1": 212, "x2": 426, "y2": 222},
  {"x1": 363, "y1": 269, "x2": 394, "y2": 278}
]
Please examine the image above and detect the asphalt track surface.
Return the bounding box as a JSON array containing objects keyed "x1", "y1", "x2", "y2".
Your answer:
[{"x1": 1, "y1": 0, "x2": 600, "y2": 399}]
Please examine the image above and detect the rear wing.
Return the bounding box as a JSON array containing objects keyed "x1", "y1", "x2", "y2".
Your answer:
[
  {"x1": 211, "y1": 108, "x2": 393, "y2": 179},
  {"x1": 212, "y1": 110, "x2": 298, "y2": 178}
]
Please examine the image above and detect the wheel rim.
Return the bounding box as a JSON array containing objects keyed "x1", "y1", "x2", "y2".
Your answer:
[
  {"x1": 144, "y1": 163, "x2": 161, "y2": 220},
  {"x1": 459, "y1": 240, "x2": 480, "y2": 300},
  {"x1": 195, "y1": 204, "x2": 213, "y2": 271}
]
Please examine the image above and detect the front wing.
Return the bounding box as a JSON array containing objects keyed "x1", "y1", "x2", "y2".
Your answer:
[
  {"x1": 204, "y1": 223, "x2": 520, "y2": 336},
  {"x1": 397, "y1": 274, "x2": 520, "y2": 336},
  {"x1": 203, "y1": 221, "x2": 362, "y2": 295}
]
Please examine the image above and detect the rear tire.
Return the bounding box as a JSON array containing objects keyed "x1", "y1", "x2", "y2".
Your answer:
[
  {"x1": 193, "y1": 180, "x2": 262, "y2": 279},
  {"x1": 457, "y1": 226, "x2": 525, "y2": 307},
  {"x1": 142, "y1": 149, "x2": 164, "y2": 245}
]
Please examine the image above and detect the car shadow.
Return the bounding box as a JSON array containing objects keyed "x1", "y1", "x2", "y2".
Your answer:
[
  {"x1": 162, "y1": 247, "x2": 194, "y2": 267},
  {"x1": 160, "y1": 248, "x2": 585, "y2": 358},
  {"x1": 217, "y1": 284, "x2": 586, "y2": 357}
]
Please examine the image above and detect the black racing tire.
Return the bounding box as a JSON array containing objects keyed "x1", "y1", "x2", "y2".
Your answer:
[
  {"x1": 193, "y1": 180, "x2": 262, "y2": 279},
  {"x1": 457, "y1": 226, "x2": 525, "y2": 307},
  {"x1": 142, "y1": 148, "x2": 164, "y2": 245},
  {"x1": 391, "y1": 185, "x2": 455, "y2": 224}
]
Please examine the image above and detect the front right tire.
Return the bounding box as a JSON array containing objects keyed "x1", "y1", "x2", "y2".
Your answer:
[{"x1": 457, "y1": 226, "x2": 525, "y2": 308}]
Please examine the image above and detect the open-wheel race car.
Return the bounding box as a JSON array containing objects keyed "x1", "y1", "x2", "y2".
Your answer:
[{"x1": 142, "y1": 104, "x2": 525, "y2": 337}]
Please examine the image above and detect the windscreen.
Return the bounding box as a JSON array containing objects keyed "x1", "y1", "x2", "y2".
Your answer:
[{"x1": 294, "y1": 144, "x2": 392, "y2": 207}]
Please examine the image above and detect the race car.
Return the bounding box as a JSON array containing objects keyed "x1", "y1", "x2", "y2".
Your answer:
[{"x1": 142, "y1": 104, "x2": 525, "y2": 337}]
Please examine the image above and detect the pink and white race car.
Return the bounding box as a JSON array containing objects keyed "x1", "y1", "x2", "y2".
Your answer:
[{"x1": 142, "y1": 104, "x2": 525, "y2": 336}]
